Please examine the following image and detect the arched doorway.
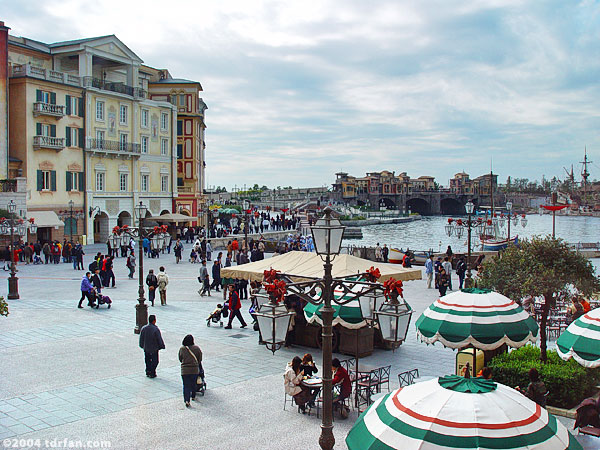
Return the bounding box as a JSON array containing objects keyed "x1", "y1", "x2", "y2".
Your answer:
[
  {"x1": 160, "y1": 209, "x2": 170, "y2": 215},
  {"x1": 378, "y1": 197, "x2": 397, "y2": 210},
  {"x1": 440, "y1": 198, "x2": 465, "y2": 216},
  {"x1": 118, "y1": 211, "x2": 132, "y2": 227},
  {"x1": 93, "y1": 212, "x2": 109, "y2": 244},
  {"x1": 406, "y1": 198, "x2": 431, "y2": 215}
]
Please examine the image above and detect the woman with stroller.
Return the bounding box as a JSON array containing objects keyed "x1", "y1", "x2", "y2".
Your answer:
[{"x1": 178, "y1": 334, "x2": 204, "y2": 408}]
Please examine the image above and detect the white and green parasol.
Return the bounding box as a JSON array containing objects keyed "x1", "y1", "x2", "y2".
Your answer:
[
  {"x1": 557, "y1": 308, "x2": 600, "y2": 368},
  {"x1": 346, "y1": 376, "x2": 582, "y2": 450},
  {"x1": 304, "y1": 283, "x2": 367, "y2": 329},
  {"x1": 415, "y1": 289, "x2": 538, "y2": 350}
]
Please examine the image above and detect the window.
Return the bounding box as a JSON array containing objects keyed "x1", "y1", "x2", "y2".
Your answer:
[
  {"x1": 70, "y1": 128, "x2": 78, "y2": 147},
  {"x1": 141, "y1": 136, "x2": 149, "y2": 154},
  {"x1": 119, "y1": 105, "x2": 128, "y2": 125},
  {"x1": 42, "y1": 170, "x2": 51, "y2": 190},
  {"x1": 119, "y1": 133, "x2": 128, "y2": 151},
  {"x1": 96, "y1": 172, "x2": 105, "y2": 191},
  {"x1": 120, "y1": 173, "x2": 128, "y2": 192},
  {"x1": 177, "y1": 120, "x2": 182, "y2": 135},
  {"x1": 96, "y1": 130, "x2": 105, "y2": 143},
  {"x1": 161, "y1": 138, "x2": 168, "y2": 156},
  {"x1": 67, "y1": 171, "x2": 79, "y2": 191},
  {"x1": 161, "y1": 113, "x2": 168, "y2": 131},
  {"x1": 141, "y1": 109, "x2": 148, "y2": 128},
  {"x1": 161, "y1": 175, "x2": 168, "y2": 192},
  {"x1": 40, "y1": 124, "x2": 50, "y2": 137},
  {"x1": 179, "y1": 94, "x2": 185, "y2": 106},
  {"x1": 96, "y1": 100, "x2": 105, "y2": 121},
  {"x1": 70, "y1": 97, "x2": 78, "y2": 116},
  {"x1": 141, "y1": 174, "x2": 149, "y2": 192}
]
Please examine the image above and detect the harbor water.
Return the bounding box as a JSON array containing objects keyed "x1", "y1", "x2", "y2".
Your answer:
[{"x1": 345, "y1": 214, "x2": 600, "y2": 254}]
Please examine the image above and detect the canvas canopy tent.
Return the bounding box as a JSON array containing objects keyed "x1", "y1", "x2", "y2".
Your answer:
[
  {"x1": 149, "y1": 213, "x2": 192, "y2": 223},
  {"x1": 220, "y1": 251, "x2": 422, "y2": 283}
]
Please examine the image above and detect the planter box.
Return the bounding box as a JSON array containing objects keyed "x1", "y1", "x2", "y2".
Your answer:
[{"x1": 338, "y1": 326, "x2": 374, "y2": 358}]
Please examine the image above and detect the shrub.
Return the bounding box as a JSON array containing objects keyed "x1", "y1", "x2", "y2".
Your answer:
[
  {"x1": 0, "y1": 296, "x2": 7, "y2": 317},
  {"x1": 488, "y1": 345, "x2": 600, "y2": 409}
]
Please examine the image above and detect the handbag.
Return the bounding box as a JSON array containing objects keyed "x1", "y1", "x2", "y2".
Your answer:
[{"x1": 185, "y1": 346, "x2": 203, "y2": 385}]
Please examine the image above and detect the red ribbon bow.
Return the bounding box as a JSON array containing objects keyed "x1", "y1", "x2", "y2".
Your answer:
[
  {"x1": 263, "y1": 268, "x2": 280, "y2": 283},
  {"x1": 383, "y1": 278, "x2": 403, "y2": 300},
  {"x1": 264, "y1": 279, "x2": 287, "y2": 304},
  {"x1": 366, "y1": 266, "x2": 381, "y2": 281}
]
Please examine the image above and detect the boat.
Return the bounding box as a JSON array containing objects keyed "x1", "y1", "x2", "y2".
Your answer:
[
  {"x1": 389, "y1": 248, "x2": 432, "y2": 265},
  {"x1": 481, "y1": 236, "x2": 518, "y2": 251}
]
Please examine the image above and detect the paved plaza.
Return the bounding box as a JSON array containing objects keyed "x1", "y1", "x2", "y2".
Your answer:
[{"x1": 0, "y1": 244, "x2": 595, "y2": 449}]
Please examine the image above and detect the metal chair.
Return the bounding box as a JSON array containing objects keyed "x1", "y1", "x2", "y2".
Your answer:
[
  {"x1": 355, "y1": 370, "x2": 379, "y2": 413},
  {"x1": 377, "y1": 365, "x2": 392, "y2": 392},
  {"x1": 398, "y1": 368, "x2": 419, "y2": 387}
]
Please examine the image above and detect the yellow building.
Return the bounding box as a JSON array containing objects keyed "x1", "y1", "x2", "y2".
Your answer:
[{"x1": 6, "y1": 33, "x2": 180, "y2": 244}]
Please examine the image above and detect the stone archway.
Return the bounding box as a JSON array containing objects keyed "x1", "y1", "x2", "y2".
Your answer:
[
  {"x1": 440, "y1": 198, "x2": 465, "y2": 216},
  {"x1": 406, "y1": 197, "x2": 431, "y2": 215},
  {"x1": 378, "y1": 197, "x2": 397, "y2": 210},
  {"x1": 118, "y1": 211, "x2": 132, "y2": 227},
  {"x1": 93, "y1": 211, "x2": 109, "y2": 244}
]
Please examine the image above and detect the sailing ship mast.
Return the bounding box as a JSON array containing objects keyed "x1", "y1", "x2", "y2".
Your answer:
[{"x1": 580, "y1": 147, "x2": 592, "y2": 207}]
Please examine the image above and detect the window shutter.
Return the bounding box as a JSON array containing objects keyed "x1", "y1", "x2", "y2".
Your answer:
[
  {"x1": 65, "y1": 95, "x2": 71, "y2": 115},
  {"x1": 50, "y1": 124, "x2": 56, "y2": 137},
  {"x1": 50, "y1": 171, "x2": 57, "y2": 191},
  {"x1": 65, "y1": 127, "x2": 71, "y2": 146},
  {"x1": 50, "y1": 92, "x2": 56, "y2": 105},
  {"x1": 177, "y1": 144, "x2": 182, "y2": 159},
  {"x1": 78, "y1": 128, "x2": 84, "y2": 148},
  {"x1": 78, "y1": 172, "x2": 84, "y2": 192},
  {"x1": 36, "y1": 123, "x2": 42, "y2": 136},
  {"x1": 66, "y1": 171, "x2": 72, "y2": 191},
  {"x1": 177, "y1": 120, "x2": 182, "y2": 135},
  {"x1": 37, "y1": 170, "x2": 43, "y2": 191},
  {"x1": 36, "y1": 89, "x2": 42, "y2": 102},
  {"x1": 78, "y1": 97, "x2": 84, "y2": 117}
]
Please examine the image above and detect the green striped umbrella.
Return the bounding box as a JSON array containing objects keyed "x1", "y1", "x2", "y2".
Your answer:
[
  {"x1": 415, "y1": 289, "x2": 538, "y2": 350},
  {"x1": 304, "y1": 284, "x2": 366, "y2": 329},
  {"x1": 346, "y1": 375, "x2": 582, "y2": 450},
  {"x1": 557, "y1": 308, "x2": 600, "y2": 368}
]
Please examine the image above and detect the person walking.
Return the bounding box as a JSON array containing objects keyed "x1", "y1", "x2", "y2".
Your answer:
[
  {"x1": 126, "y1": 251, "x2": 136, "y2": 279},
  {"x1": 456, "y1": 256, "x2": 467, "y2": 290},
  {"x1": 90, "y1": 269, "x2": 103, "y2": 308},
  {"x1": 198, "y1": 260, "x2": 210, "y2": 296},
  {"x1": 76, "y1": 244, "x2": 85, "y2": 270},
  {"x1": 375, "y1": 243, "x2": 382, "y2": 262},
  {"x1": 146, "y1": 269, "x2": 158, "y2": 307},
  {"x1": 42, "y1": 242, "x2": 50, "y2": 264},
  {"x1": 157, "y1": 266, "x2": 169, "y2": 305},
  {"x1": 174, "y1": 239, "x2": 183, "y2": 264},
  {"x1": 381, "y1": 244, "x2": 389, "y2": 263},
  {"x1": 178, "y1": 334, "x2": 203, "y2": 408},
  {"x1": 211, "y1": 253, "x2": 222, "y2": 292},
  {"x1": 105, "y1": 256, "x2": 116, "y2": 288},
  {"x1": 78, "y1": 272, "x2": 95, "y2": 308},
  {"x1": 442, "y1": 257, "x2": 453, "y2": 290},
  {"x1": 225, "y1": 284, "x2": 247, "y2": 329},
  {"x1": 437, "y1": 268, "x2": 450, "y2": 297},
  {"x1": 425, "y1": 255, "x2": 434, "y2": 289},
  {"x1": 139, "y1": 315, "x2": 165, "y2": 378},
  {"x1": 206, "y1": 240, "x2": 212, "y2": 261}
]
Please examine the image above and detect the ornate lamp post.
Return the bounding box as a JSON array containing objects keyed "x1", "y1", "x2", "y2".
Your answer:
[
  {"x1": 446, "y1": 200, "x2": 482, "y2": 286},
  {"x1": 254, "y1": 207, "x2": 409, "y2": 450},
  {"x1": 243, "y1": 200, "x2": 251, "y2": 251}
]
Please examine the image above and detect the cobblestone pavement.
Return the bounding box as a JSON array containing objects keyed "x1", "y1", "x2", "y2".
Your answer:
[{"x1": 0, "y1": 245, "x2": 594, "y2": 449}]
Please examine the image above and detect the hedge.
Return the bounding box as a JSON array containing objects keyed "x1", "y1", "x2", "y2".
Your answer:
[{"x1": 488, "y1": 345, "x2": 600, "y2": 409}]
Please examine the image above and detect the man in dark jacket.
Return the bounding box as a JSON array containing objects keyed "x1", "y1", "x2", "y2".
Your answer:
[
  {"x1": 139, "y1": 315, "x2": 165, "y2": 378},
  {"x1": 211, "y1": 253, "x2": 222, "y2": 292},
  {"x1": 225, "y1": 284, "x2": 247, "y2": 329},
  {"x1": 91, "y1": 269, "x2": 102, "y2": 308}
]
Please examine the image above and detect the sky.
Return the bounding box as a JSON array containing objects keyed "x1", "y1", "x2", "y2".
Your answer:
[{"x1": 3, "y1": 0, "x2": 600, "y2": 191}]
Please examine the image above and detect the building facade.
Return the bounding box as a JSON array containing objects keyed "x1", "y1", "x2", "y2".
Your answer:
[
  {"x1": 146, "y1": 69, "x2": 207, "y2": 226},
  {"x1": 332, "y1": 170, "x2": 437, "y2": 201},
  {"x1": 4, "y1": 31, "x2": 200, "y2": 244}
]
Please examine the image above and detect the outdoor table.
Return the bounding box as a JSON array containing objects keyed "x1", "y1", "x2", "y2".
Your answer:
[{"x1": 301, "y1": 376, "x2": 322, "y2": 389}]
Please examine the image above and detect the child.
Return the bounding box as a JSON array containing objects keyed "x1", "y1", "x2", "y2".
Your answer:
[{"x1": 206, "y1": 303, "x2": 224, "y2": 327}]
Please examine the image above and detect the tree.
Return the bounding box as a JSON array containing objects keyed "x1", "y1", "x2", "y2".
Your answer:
[{"x1": 478, "y1": 236, "x2": 600, "y2": 362}]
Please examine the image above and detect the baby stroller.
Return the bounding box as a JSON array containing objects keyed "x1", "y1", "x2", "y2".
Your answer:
[
  {"x1": 206, "y1": 304, "x2": 224, "y2": 327},
  {"x1": 33, "y1": 255, "x2": 42, "y2": 265},
  {"x1": 196, "y1": 363, "x2": 206, "y2": 396},
  {"x1": 96, "y1": 294, "x2": 112, "y2": 309}
]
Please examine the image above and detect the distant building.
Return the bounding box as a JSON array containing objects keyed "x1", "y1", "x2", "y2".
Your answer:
[{"x1": 332, "y1": 170, "x2": 436, "y2": 200}]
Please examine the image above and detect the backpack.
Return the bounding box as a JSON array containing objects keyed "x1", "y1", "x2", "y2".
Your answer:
[{"x1": 89, "y1": 260, "x2": 97, "y2": 272}]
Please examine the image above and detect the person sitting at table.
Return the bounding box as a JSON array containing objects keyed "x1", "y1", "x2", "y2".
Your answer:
[
  {"x1": 332, "y1": 358, "x2": 352, "y2": 418},
  {"x1": 301, "y1": 353, "x2": 319, "y2": 407},
  {"x1": 284, "y1": 356, "x2": 311, "y2": 414}
]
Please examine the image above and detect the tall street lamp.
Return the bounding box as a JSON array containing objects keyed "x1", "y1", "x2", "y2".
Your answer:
[
  {"x1": 68, "y1": 199, "x2": 75, "y2": 243},
  {"x1": 255, "y1": 207, "x2": 413, "y2": 450},
  {"x1": 446, "y1": 200, "x2": 482, "y2": 287},
  {"x1": 243, "y1": 200, "x2": 250, "y2": 251},
  {"x1": 506, "y1": 201, "x2": 512, "y2": 242}
]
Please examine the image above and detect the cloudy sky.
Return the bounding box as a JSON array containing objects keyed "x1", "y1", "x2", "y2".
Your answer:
[{"x1": 4, "y1": 0, "x2": 600, "y2": 190}]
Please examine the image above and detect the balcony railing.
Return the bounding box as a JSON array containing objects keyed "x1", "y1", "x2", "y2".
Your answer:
[
  {"x1": 33, "y1": 102, "x2": 65, "y2": 117},
  {"x1": 82, "y1": 77, "x2": 146, "y2": 99},
  {"x1": 11, "y1": 64, "x2": 81, "y2": 87},
  {"x1": 33, "y1": 136, "x2": 65, "y2": 151},
  {"x1": 87, "y1": 138, "x2": 141, "y2": 155},
  {"x1": 0, "y1": 180, "x2": 17, "y2": 192}
]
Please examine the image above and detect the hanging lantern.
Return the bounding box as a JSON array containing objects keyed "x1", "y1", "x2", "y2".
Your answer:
[
  {"x1": 521, "y1": 214, "x2": 528, "y2": 227},
  {"x1": 108, "y1": 233, "x2": 121, "y2": 249},
  {"x1": 455, "y1": 225, "x2": 464, "y2": 239},
  {"x1": 376, "y1": 298, "x2": 413, "y2": 350},
  {"x1": 255, "y1": 295, "x2": 294, "y2": 354},
  {"x1": 512, "y1": 215, "x2": 518, "y2": 226},
  {"x1": 445, "y1": 219, "x2": 454, "y2": 237},
  {"x1": 0, "y1": 222, "x2": 8, "y2": 235}
]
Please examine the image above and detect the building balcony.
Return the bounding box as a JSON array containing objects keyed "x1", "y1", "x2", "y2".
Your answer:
[
  {"x1": 0, "y1": 180, "x2": 17, "y2": 192},
  {"x1": 11, "y1": 64, "x2": 81, "y2": 87},
  {"x1": 82, "y1": 77, "x2": 146, "y2": 99},
  {"x1": 86, "y1": 138, "x2": 141, "y2": 157},
  {"x1": 33, "y1": 102, "x2": 65, "y2": 118},
  {"x1": 33, "y1": 136, "x2": 65, "y2": 151}
]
